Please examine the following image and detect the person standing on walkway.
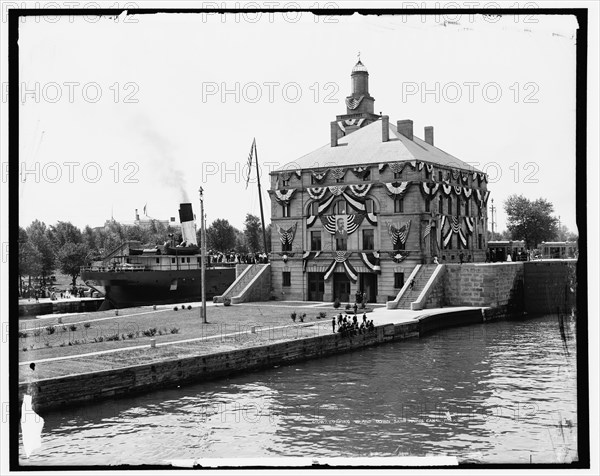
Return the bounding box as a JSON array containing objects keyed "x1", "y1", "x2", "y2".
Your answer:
[{"x1": 331, "y1": 317, "x2": 336, "y2": 333}]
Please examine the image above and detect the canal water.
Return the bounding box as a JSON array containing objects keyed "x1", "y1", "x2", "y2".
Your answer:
[{"x1": 20, "y1": 314, "x2": 578, "y2": 465}]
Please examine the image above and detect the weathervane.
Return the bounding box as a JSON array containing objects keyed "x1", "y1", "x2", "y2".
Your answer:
[{"x1": 357, "y1": 51, "x2": 361, "y2": 62}]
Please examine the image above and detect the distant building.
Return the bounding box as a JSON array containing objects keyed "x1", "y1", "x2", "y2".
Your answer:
[
  {"x1": 133, "y1": 208, "x2": 177, "y2": 230},
  {"x1": 268, "y1": 59, "x2": 490, "y2": 303},
  {"x1": 539, "y1": 241, "x2": 578, "y2": 259}
]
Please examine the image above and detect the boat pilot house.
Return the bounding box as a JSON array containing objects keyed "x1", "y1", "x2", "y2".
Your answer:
[{"x1": 269, "y1": 59, "x2": 490, "y2": 303}]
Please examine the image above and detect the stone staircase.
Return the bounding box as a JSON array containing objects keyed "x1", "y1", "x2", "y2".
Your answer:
[
  {"x1": 214, "y1": 263, "x2": 270, "y2": 304},
  {"x1": 390, "y1": 264, "x2": 439, "y2": 310}
]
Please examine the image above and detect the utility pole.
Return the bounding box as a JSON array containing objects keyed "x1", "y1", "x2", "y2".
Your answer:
[
  {"x1": 198, "y1": 187, "x2": 207, "y2": 324},
  {"x1": 490, "y1": 198, "x2": 496, "y2": 241}
]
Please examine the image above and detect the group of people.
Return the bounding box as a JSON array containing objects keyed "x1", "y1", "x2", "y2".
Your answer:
[
  {"x1": 20, "y1": 284, "x2": 89, "y2": 302},
  {"x1": 207, "y1": 251, "x2": 269, "y2": 265},
  {"x1": 332, "y1": 312, "x2": 375, "y2": 336}
]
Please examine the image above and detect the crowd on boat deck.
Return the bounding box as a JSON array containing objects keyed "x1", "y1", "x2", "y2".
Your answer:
[
  {"x1": 332, "y1": 312, "x2": 375, "y2": 336},
  {"x1": 207, "y1": 251, "x2": 269, "y2": 264}
]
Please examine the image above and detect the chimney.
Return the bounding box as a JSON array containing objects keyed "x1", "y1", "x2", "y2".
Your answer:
[
  {"x1": 330, "y1": 121, "x2": 338, "y2": 147},
  {"x1": 397, "y1": 120, "x2": 413, "y2": 140},
  {"x1": 424, "y1": 126, "x2": 434, "y2": 145},
  {"x1": 135, "y1": 209, "x2": 139, "y2": 221},
  {"x1": 382, "y1": 115, "x2": 389, "y2": 142}
]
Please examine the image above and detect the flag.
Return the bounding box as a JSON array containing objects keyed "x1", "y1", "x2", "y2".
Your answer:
[
  {"x1": 245, "y1": 138, "x2": 256, "y2": 189},
  {"x1": 423, "y1": 220, "x2": 432, "y2": 240},
  {"x1": 143, "y1": 203, "x2": 147, "y2": 215}
]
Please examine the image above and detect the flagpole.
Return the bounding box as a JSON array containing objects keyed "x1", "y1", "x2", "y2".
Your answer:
[{"x1": 254, "y1": 139, "x2": 269, "y2": 256}]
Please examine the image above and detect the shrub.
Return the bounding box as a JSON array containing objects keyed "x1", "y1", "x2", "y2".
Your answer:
[
  {"x1": 45, "y1": 325, "x2": 56, "y2": 335},
  {"x1": 213, "y1": 296, "x2": 219, "y2": 304},
  {"x1": 187, "y1": 305, "x2": 192, "y2": 310},
  {"x1": 361, "y1": 302, "x2": 366, "y2": 309},
  {"x1": 84, "y1": 322, "x2": 91, "y2": 328},
  {"x1": 127, "y1": 331, "x2": 135, "y2": 339},
  {"x1": 345, "y1": 303, "x2": 352, "y2": 310},
  {"x1": 319, "y1": 311, "x2": 327, "y2": 319},
  {"x1": 22, "y1": 347, "x2": 27, "y2": 352},
  {"x1": 158, "y1": 330, "x2": 164, "y2": 336},
  {"x1": 105, "y1": 333, "x2": 120, "y2": 341},
  {"x1": 170, "y1": 327, "x2": 180, "y2": 334},
  {"x1": 143, "y1": 327, "x2": 157, "y2": 337},
  {"x1": 69, "y1": 324, "x2": 78, "y2": 332},
  {"x1": 333, "y1": 299, "x2": 341, "y2": 309},
  {"x1": 174, "y1": 306, "x2": 179, "y2": 311},
  {"x1": 299, "y1": 313, "x2": 306, "y2": 322},
  {"x1": 61, "y1": 325, "x2": 67, "y2": 332},
  {"x1": 18, "y1": 330, "x2": 28, "y2": 339},
  {"x1": 59, "y1": 342, "x2": 66, "y2": 347},
  {"x1": 33, "y1": 329, "x2": 42, "y2": 337},
  {"x1": 223, "y1": 298, "x2": 231, "y2": 306},
  {"x1": 290, "y1": 312, "x2": 297, "y2": 322}
]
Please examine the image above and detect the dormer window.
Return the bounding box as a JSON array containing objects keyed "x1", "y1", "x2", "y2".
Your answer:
[{"x1": 282, "y1": 178, "x2": 290, "y2": 187}]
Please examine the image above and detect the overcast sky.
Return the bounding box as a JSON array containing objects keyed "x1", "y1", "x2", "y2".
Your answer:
[{"x1": 15, "y1": 9, "x2": 580, "y2": 234}]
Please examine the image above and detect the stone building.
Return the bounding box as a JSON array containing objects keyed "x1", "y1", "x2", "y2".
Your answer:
[{"x1": 269, "y1": 59, "x2": 490, "y2": 303}]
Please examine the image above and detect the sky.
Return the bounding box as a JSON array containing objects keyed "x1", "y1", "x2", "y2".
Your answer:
[{"x1": 13, "y1": 8, "x2": 581, "y2": 234}]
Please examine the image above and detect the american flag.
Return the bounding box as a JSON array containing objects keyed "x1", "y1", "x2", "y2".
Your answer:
[
  {"x1": 245, "y1": 138, "x2": 256, "y2": 189},
  {"x1": 423, "y1": 219, "x2": 433, "y2": 240}
]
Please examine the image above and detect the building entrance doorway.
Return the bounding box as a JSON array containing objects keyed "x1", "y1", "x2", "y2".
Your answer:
[
  {"x1": 359, "y1": 273, "x2": 378, "y2": 303},
  {"x1": 307, "y1": 272, "x2": 325, "y2": 301},
  {"x1": 333, "y1": 272, "x2": 351, "y2": 302}
]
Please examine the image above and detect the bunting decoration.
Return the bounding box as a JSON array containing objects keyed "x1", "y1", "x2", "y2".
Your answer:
[
  {"x1": 345, "y1": 95, "x2": 365, "y2": 110},
  {"x1": 324, "y1": 251, "x2": 357, "y2": 282},
  {"x1": 278, "y1": 223, "x2": 297, "y2": 246},
  {"x1": 442, "y1": 171, "x2": 451, "y2": 184},
  {"x1": 384, "y1": 181, "x2": 411, "y2": 196},
  {"x1": 330, "y1": 168, "x2": 346, "y2": 180},
  {"x1": 425, "y1": 163, "x2": 434, "y2": 176},
  {"x1": 378, "y1": 163, "x2": 386, "y2": 173},
  {"x1": 474, "y1": 189, "x2": 490, "y2": 206},
  {"x1": 329, "y1": 185, "x2": 346, "y2": 196},
  {"x1": 423, "y1": 219, "x2": 434, "y2": 240},
  {"x1": 387, "y1": 220, "x2": 411, "y2": 248},
  {"x1": 307, "y1": 214, "x2": 317, "y2": 227},
  {"x1": 342, "y1": 191, "x2": 377, "y2": 225},
  {"x1": 307, "y1": 187, "x2": 327, "y2": 200},
  {"x1": 457, "y1": 228, "x2": 468, "y2": 248},
  {"x1": 420, "y1": 181, "x2": 439, "y2": 198},
  {"x1": 409, "y1": 160, "x2": 417, "y2": 169},
  {"x1": 278, "y1": 170, "x2": 301, "y2": 182},
  {"x1": 463, "y1": 187, "x2": 473, "y2": 199},
  {"x1": 389, "y1": 251, "x2": 409, "y2": 263},
  {"x1": 311, "y1": 170, "x2": 328, "y2": 183},
  {"x1": 274, "y1": 189, "x2": 296, "y2": 203},
  {"x1": 351, "y1": 166, "x2": 370, "y2": 179},
  {"x1": 388, "y1": 162, "x2": 407, "y2": 174},
  {"x1": 461, "y1": 173, "x2": 469, "y2": 184},
  {"x1": 418, "y1": 161, "x2": 424, "y2": 171},
  {"x1": 454, "y1": 185, "x2": 462, "y2": 195},
  {"x1": 452, "y1": 169, "x2": 460, "y2": 180},
  {"x1": 464, "y1": 217, "x2": 474, "y2": 234},
  {"x1": 360, "y1": 251, "x2": 381, "y2": 273},
  {"x1": 348, "y1": 183, "x2": 372, "y2": 197},
  {"x1": 306, "y1": 193, "x2": 336, "y2": 228},
  {"x1": 302, "y1": 250, "x2": 322, "y2": 272},
  {"x1": 441, "y1": 184, "x2": 453, "y2": 196},
  {"x1": 320, "y1": 214, "x2": 365, "y2": 235}
]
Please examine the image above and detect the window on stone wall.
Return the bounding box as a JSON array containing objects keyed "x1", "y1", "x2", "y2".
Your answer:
[
  {"x1": 447, "y1": 196, "x2": 452, "y2": 215},
  {"x1": 425, "y1": 198, "x2": 430, "y2": 212},
  {"x1": 465, "y1": 199, "x2": 469, "y2": 215},
  {"x1": 394, "y1": 171, "x2": 403, "y2": 179},
  {"x1": 439, "y1": 197, "x2": 443, "y2": 213},
  {"x1": 456, "y1": 197, "x2": 461, "y2": 216},
  {"x1": 282, "y1": 203, "x2": 290, "y2": 217},
  {"x1": 438, "y1": 170, "x2": 443, "y2": 181},
  {"x1": 282, "y1": 240, "x2": 292, "y2": 252},
  {"x1": 282, "y1": 178, "x2": 290, "y2": 187},
  {"x1": 394, "y1": 197, "x2": 404, "y2": 213},
  {"x1": 311, "y1": 202, "x2": 319, "y2": 216},
  {"x1": 334, "y1": 201, "x2": 346, "y2": 215},
  {"x1": 394, "y1": 272, "x2": 405, "y2": 289},
  {"x1": 478, "y1": 233, "x2": 483, "y2": 249},
  {"x1": 282, "y1": 271, "x2": 291, "y2": 286},
  {"x1": 336, "y1": 237, "x2": 347, "y2": 251},
  {"x1": 365, "y1": 199, "x2": 375, "y2": 213},
  {"x1": 362, "y1": 229, "x2": 374, "y2": 250},
  {"x1": 311, "y1": 231, "x2": 321, "y2": 251}
]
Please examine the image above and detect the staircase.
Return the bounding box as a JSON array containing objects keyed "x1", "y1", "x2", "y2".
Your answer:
[
  {"x1": 214, "y1": 263, "x2": 270, "y2": 304},
  {"x1": 388, "y1": 264, "x2": 440, "y2": 310}
]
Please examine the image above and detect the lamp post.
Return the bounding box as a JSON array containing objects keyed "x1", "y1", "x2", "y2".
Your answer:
[
  {"x1": 199, "y1": 187, "x2": 207, "y2": 324},
  {"x1": 490, "y1": 198, "x2": 496, "y2": 241}
]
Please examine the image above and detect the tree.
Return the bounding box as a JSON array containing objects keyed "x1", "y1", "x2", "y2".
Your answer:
[
  {"x1": 48, "y1": 221, "x2": 82, "y2": 248},
  {"x1": 265, "y1": 223, "x2": 272, "y2": 253},
  {"x1": 243, "y1": 214, "x2": 263, "y2": 253},
  {"x1": 504, "y1": 194, "x2": 559, "y2": 248},
  {"x1": 18, "y1": 227, "x2": 42, "y2": 294},
  {"x1": 56, "y1": 242, "x2": 90, "y2": 288},
  {"x1": 206, "y1": 219, "x2": 238, "y2": 252},
  {"x1": 25, "y1": 220, "x2": 55, "y2": 285}
]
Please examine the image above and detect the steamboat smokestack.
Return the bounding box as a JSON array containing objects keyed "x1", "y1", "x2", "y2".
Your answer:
[{"x1": 178, "y1": 203, "x2": 198, "y2": 246}]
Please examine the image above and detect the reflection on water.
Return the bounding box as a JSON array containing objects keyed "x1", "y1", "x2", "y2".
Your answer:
[{"x1": 20, "y1": 314, "x2": 578, "y2": 465}]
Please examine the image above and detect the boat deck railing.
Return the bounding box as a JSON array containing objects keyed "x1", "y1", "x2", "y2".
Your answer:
[{"x1": 81, "y1": 262, "x2": 239, "y2": 273}]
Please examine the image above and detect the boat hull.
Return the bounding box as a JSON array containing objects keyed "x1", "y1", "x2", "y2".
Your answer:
[{"x1": 82, "y1": 267, "x2": 236, "y2": 309}]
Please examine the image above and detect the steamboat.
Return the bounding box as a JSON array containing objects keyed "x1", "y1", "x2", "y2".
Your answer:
[{"x1": 81, "y1": 203, "x2": 236, "y2": 309}]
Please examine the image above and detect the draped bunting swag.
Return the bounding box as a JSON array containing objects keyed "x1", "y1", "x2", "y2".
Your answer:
[
  {"x1": 278, "y1": 170, "x2": 301, "y2": 182},
  {"x1": 351, "y1": 166, "x2": 370, "y2": 179},
  {"x1": 348, "y1": 183, "x2": 372, "y2": 197},
  {"x1": 302, "y1": 250, "x2": 322, "y2": 272},
  {"x1": 311, "y1": 170, "x2": 328, "y2": 183},
  {"x1": 306, "y1": 187, "x2": 327, "y2": 200},
  {"x1": 418, "y1": 161, "x2": 424, "y2": 171},
  {"x1": 425, "y1": 164, "x2": 434, "y2": 176},
  {"x1": 389, "y1": 251, "x2": 409, "y2": 263},
  {"x1": 329, "y1": 185, "x2": 346, "y2": 196},
  {"x1": 274, "y1": 189, "x2": 296, "y2": 203},
  {"x1": 420, "y1": 182, "x2": 439, "y2": 198},
  {"x1": 324, "y1": 252, "x2": 357, "y2": 282},
  {"x1": 345, "y1": 96, "x2": 364, "y2": 110},
  {"x1": 442, "y1": 184, "x2": 453, "y2": 196},
  {"x1": 384, "y1": 181, "x2": 410, "y2": 196},
  {"x1": 360, "y1": 251, "x2": 381, "y2": 273},
  {"x1": 330, "y1": 168, "x2": 346, "y2": 180}
]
